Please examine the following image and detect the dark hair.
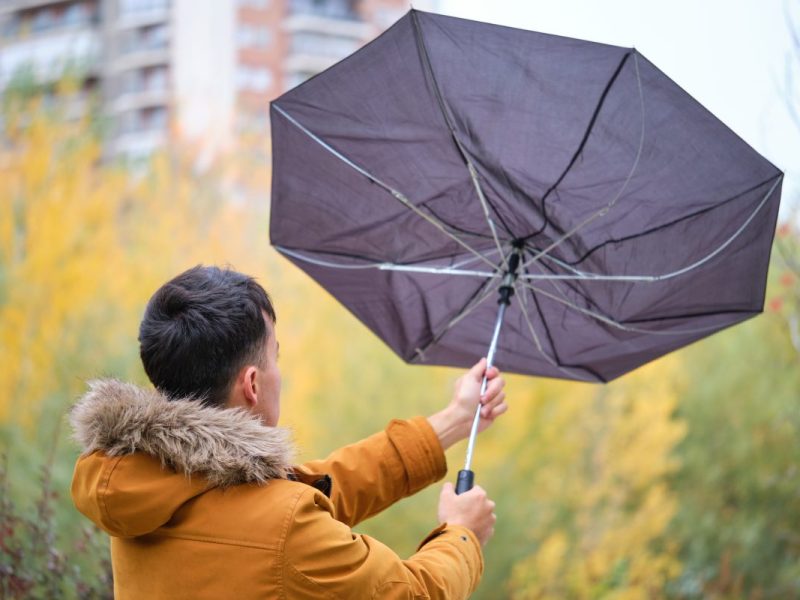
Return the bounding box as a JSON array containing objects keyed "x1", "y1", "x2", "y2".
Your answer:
[{"x1": 138, "y1": 265, "x2": 276, "y2": 407}]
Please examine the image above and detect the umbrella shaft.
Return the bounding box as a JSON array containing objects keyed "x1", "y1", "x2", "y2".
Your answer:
[{"x1": 464, "y1": 300, "x2": 508, "y2": 471}]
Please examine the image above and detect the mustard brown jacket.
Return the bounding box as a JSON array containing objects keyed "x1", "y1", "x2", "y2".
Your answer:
[{"x1": 70, "y1": 380, "x2": 483, "y2": 599}]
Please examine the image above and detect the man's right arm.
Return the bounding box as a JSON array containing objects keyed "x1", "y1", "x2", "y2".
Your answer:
[{"x1": 281, "y1": 486, "x2": 484, "y2": 599}]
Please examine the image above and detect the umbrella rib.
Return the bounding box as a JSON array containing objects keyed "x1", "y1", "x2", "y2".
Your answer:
[
  {"x1": 521, "y1": 260, "x2": 609, "y2": 380},
  {"x1": 468, "y1": 161, "x2": 509, "y2": 269},
  {"x1": 517, "y1": 279, "x2": 735, "y2": 336},
  {"x1": 451, "y1": 246, "x2": 504, "y2": 269},
  {"x1": 412, "y1": 278, "x2": 500, "y2": 362},
  {"x1": 527, "y1": 249, "x2": 611, "y2": 317},
  {"x1": 410, "y1": 10, "x2": 509, "y2": 267},
  {"x1": 280, "y1": 242, "x2": 505, "y2": 269},
  {"x1": 277, "y1": 245, "x2": 390, "y2": 267},
  {"x1": 380, "y1": 264, "x2": 498, "y2": 278},
  {"x1": 522, "y1": 50, "x2": 634, "y2": 243},
  {"x1": 514, "y1": 280, "x2": 596, "y2": 381},
  {"x1": 557, "y1": 174, "x2": 782, "y2": 267},
  {"x1": 272, "y1": 104, "x2": 499, "y2": 272},
  {"x1": 276, "y1": 246, "x2": 500, "y2": 278},
  {"x1": 276, "y1": 246, "x2": 391, "y2": 269},
  {"x1": 517, "y1": 175, "x2": 782, "y2": 283},
  {"x1": 519, "y1": 273, "x2": 657, "y2": 282},
  {"x1": 520, "y1": 52, "x2": 646, "y2": 273},
  {"x1": 424, "y1": 202, "x2": 496, "y2": 240}
]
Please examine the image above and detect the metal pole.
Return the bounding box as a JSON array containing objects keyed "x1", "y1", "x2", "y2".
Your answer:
[
  {"x1": 463, "y1": 301, "x2": 507, "y2": 471},
  {"x1": 455, "y1": 246, "x2": 522, "y2": 494}
]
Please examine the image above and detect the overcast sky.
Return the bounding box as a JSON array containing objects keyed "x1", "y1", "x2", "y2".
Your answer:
[{"x1": 437, "y1": 0, "x2": 800, "y2": 214}]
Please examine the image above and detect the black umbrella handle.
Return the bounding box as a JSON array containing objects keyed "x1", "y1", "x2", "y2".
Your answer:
[{"x1": 455, "y1": 469, "x2": 474, "y2": 494}]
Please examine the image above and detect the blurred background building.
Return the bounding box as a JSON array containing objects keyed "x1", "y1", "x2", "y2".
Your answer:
[{"x1": 0, "y1": 0, "x2": 436, "y2": 159}]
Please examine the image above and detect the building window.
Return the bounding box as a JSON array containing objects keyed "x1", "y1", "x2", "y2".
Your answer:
[
  {"x1": 3, "y1": 2, "x2": 98, "y2": 39},
  {"x1": 120, "y1": 66, "x2": 168, "y2": 94},
  {"x1": 289, "y1": 0, "x2": 356, "y2": 20},
  {"x1": 31, "y1": 8, "x2": 57, "y2": 33},
  {"x1": 119, "y1": 106, "x2": 168, "y2": 134},
  {"x1": 141, "y1": 23, "x2": 168, "y2": 48},
  {"x1": 236, "y1": 66, "x2": 273, "y2": 92},
  {"x1": 237, "y1": 25, "x2": 271, "y2": 48},
  {"x1": 122, "y1": 23, "x2": 169, "y2": 53},
  {"x1": 143, "y1": 66, "x2": 168, "y2": 92},
  {"x1": 142, "y1": 106, "x2": 168, "y2": 130},
  {"x1": 119, "y1": 0, "x2": 170, "y2": 17},
  {"x1": 63, "y1": 2, "x2": 94, "y2": 28},
  {"x1": 237, "y1": 0, "x2": 270, "y2": 8},
  {"x1": 1, "y1": 14, "x2": 21, "y2": 39}
]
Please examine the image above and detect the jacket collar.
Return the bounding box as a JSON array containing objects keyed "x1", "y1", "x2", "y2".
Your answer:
[{"x1": 70, "y1": 379, "x2": 295, "y2": 488}]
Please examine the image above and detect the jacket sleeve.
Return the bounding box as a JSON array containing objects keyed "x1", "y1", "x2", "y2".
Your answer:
[
  {"x1": 296, "y1": 416, "x2": 447, "y2": 526},
  {"x1": 282, "y1": 486, "x2": 483, "y2": 600}
]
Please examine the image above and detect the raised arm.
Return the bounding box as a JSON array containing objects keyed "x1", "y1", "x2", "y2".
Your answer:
[
  {"x1": 296, "y1": 416, "x2": 445, "y2": 526},
  {"x1": 295, "y1": 359, "x2": 507, "y2": 526}
]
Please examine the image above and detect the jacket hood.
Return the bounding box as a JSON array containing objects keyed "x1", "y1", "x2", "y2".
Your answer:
[{"x1": 70, "y1": 379, "x2": 294, "y2": 487}]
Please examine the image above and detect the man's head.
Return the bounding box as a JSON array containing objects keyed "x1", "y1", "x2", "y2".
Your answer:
[{"x1": 138, "y1": 266, "x2": 280, "y2": 423}]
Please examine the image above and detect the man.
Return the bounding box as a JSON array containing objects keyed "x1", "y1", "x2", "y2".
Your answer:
[{"x1": 71, "y1": 265, "x2": 507, "y2": 599}]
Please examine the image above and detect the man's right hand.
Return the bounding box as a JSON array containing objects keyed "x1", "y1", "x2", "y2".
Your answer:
[{"x1": 437, "y1": 482, "x2": 496, "y2": 546}]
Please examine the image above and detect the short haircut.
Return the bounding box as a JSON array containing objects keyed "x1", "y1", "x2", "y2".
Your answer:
[{"x1": 138, "y1": 265, "x2": 276, "y2": 407}]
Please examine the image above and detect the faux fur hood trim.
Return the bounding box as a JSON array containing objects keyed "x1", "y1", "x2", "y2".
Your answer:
[{"x1": 70, "y1": 379, "x2": 294, "y2": 488}]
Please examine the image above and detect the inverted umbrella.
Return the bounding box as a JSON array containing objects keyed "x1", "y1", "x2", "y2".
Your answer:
[{"x1": 269, "y1": 10, "x2": 783, "y2": 492}]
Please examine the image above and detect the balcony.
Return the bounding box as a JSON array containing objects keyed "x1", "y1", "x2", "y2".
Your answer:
[
  {"x1": 1, "y1": 1, "x2": 100, "y2": 39},
  {"x1": 0, "y1": 1, "x2": 77, "y2": 14},
  {"x1": 0, "y1": 27, "x2": 100, "y2": 85},
  {"x1": 110, "y1": 86, "x2": 169, "y2": 113},
  {"x1": 121, "y1": 109, "x2": 167, "y2": 130},
  {"x1": 285, "y1": 0, "x2": 368, "y2": 40},
  {"x1": 109, "y1": 66, "x2": 170, "y2": 112},
  {"x1": 116, "y1": 0, "x2": 170, "y2": 31},
  {"x1": 117, "y1": 23, "x2": 169, "y2": 66},
  {"x1": 111, "y1": 45, "x2": 170, "y2": 72},
  {"x1": 289, "y1": 0, "x2": 357, "y2": 20},
  {"x1": 111, "y1": 25, "x2": 170, "y2": 72}
]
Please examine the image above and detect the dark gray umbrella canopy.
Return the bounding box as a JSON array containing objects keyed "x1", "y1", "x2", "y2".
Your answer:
[{"x1": 269, "y1": 9, "x2": 783, "y2": 383}]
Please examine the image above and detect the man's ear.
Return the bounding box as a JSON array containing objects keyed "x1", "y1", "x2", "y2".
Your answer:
[{"x1": 242, "y1": 366, "x2": 259, "y2": 406}]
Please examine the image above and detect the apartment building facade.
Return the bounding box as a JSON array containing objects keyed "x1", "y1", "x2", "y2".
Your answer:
[{"x1": 0, "y1": 0, "x2": 432, "y2": 158}]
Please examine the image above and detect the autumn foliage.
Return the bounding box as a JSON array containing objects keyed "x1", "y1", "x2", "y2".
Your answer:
[{"x1": 1, "y1": 89, "x2": 798, "y2": 599}]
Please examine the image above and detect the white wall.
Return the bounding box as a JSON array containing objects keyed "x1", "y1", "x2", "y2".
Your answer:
[{"x1": 172, "y1": 0, "x2": 236, "y2": 154}]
